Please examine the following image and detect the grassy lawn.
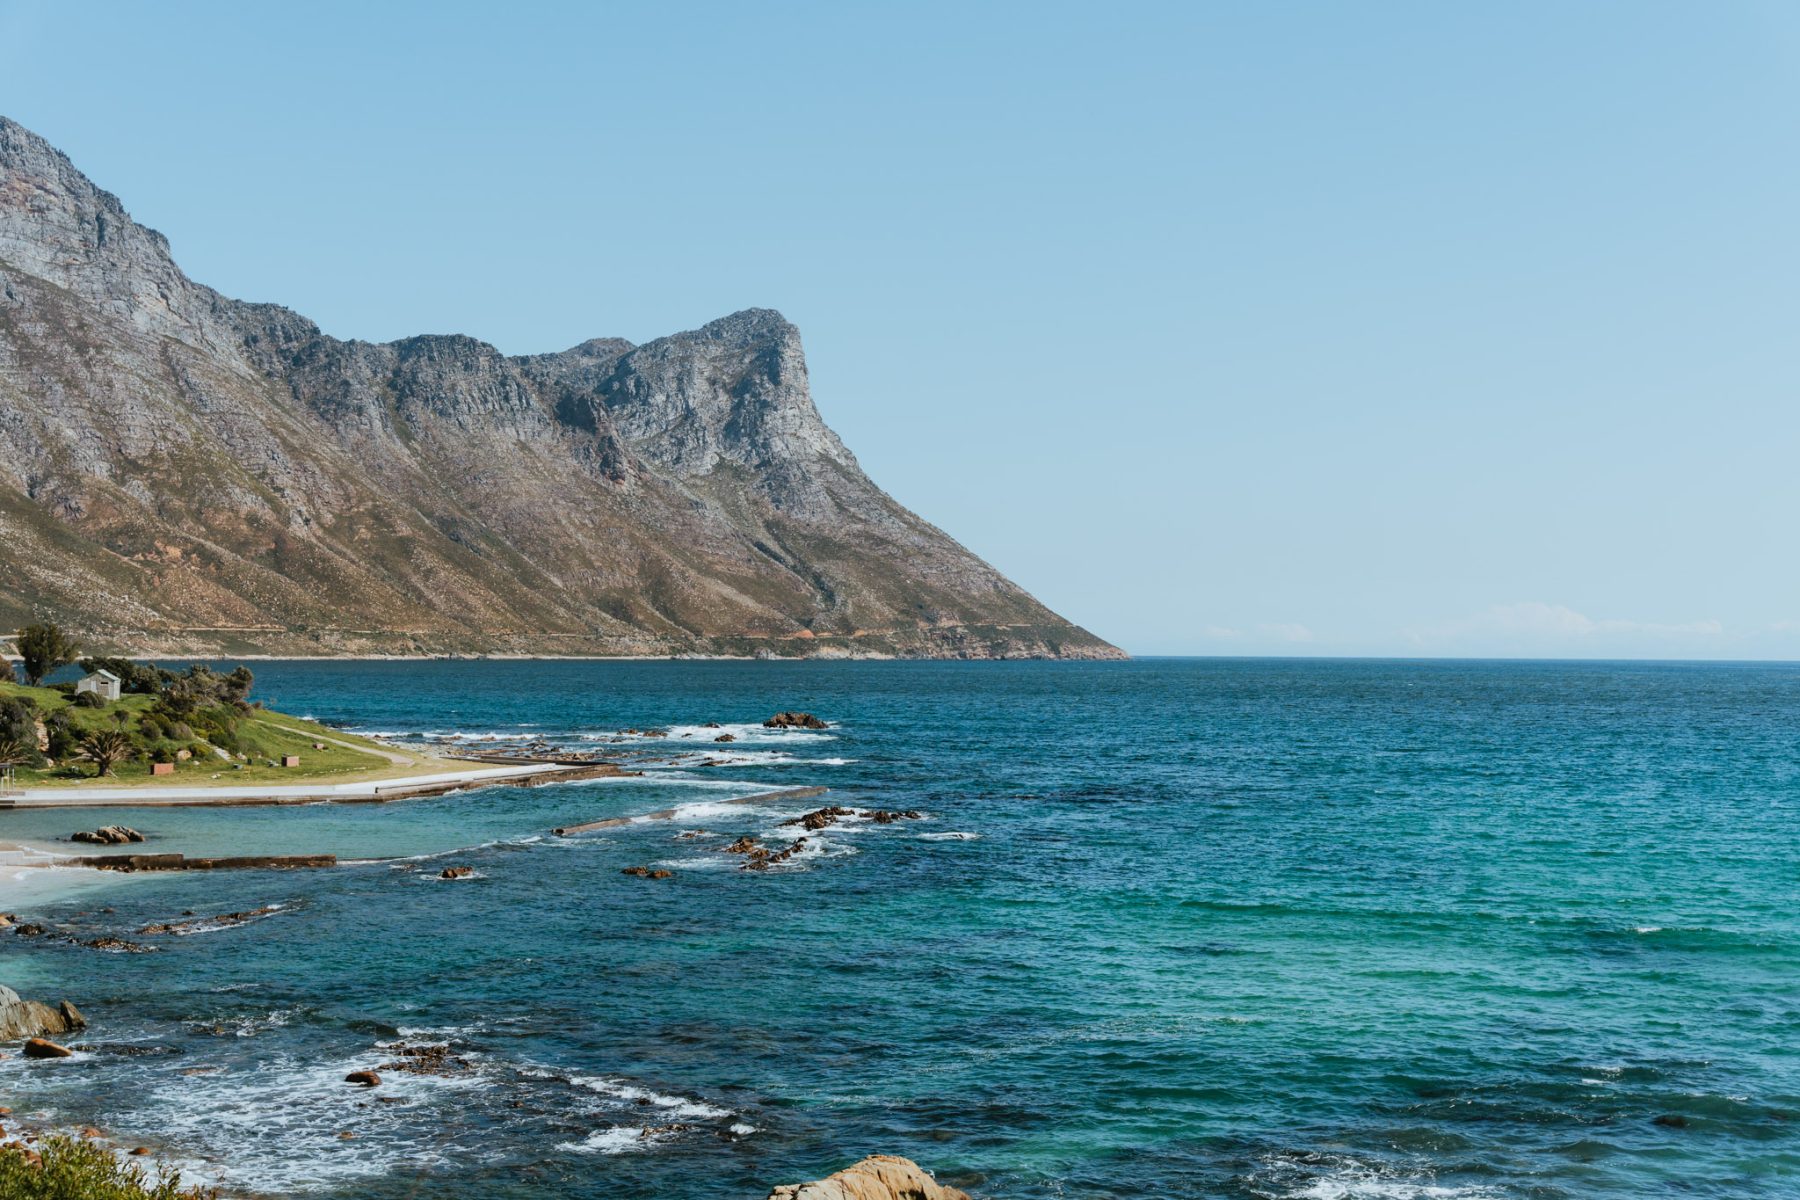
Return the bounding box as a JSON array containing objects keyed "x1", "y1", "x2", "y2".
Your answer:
[{"x1": 0, "y1": 678, "x2": 446, "y2": 788}]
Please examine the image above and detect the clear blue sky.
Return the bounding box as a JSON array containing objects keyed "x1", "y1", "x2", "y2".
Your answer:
[{"x1": 3, "y1": 1, "x2": 1797, "y2": 658}]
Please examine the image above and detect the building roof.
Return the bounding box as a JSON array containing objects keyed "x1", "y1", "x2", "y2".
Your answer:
[{"x1": 86, "y1": 668, "x2": 121, "y2": 681}]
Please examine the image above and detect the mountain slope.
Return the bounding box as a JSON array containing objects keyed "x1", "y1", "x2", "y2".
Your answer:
[{"x1": 0, "y1": 117, "x2": 1120, "y2": 659}]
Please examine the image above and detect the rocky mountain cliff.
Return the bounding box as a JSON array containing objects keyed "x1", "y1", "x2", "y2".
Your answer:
[{"x1": 0, "y1": 117, "x2": 1120, "y2": 659}]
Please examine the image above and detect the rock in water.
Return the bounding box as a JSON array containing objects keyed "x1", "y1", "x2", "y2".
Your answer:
[
  {"x1": 0, "y1": 116, "x2": 1123, "y2": 663},
  {"x1": 22, "y1": 1037, "x2": 73, "y2": 1059},
  {"x1": 0, "y1": 984, "x2": 88, "y2": 1040},
  {"x1": 764, "y1": 712, "x2": 829, "y2": 730},
  {"x1": 439, "y1": 866, "x2": 474, "y2": 880},
  {"x1": 345, "y1": 1070, "x2": 381, "y2": 1087},
  {"x1": 766, "y1": 1155, "x2": 972, "y2": 1200}
]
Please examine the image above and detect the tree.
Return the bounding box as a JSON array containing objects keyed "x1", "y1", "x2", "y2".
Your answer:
[
  {"x1": 16, "y1": 623, "x2": 79, "y2": 687},
  {"x1": 0, "y1": 735, "x2": 30, "y2": 769},
  {"x1": 78, "y1": 727, "x2": 136, "y2": 778}
]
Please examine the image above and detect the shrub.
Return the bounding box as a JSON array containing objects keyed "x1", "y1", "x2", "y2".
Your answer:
[
  {"x1": 0, "y1": 697, "x2": 43, "y2": 767},
  {"x1": 0, "y1": 1134, "x2": 213, "y2": 1199},
  {"x1": 43, "y1": 712, "x2": 76, "y2": 760},
  {"x1": 71, "y1": 690, "x2": 106, "y2": 709}
]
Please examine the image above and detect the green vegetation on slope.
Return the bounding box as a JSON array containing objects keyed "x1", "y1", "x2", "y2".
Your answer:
[
  {"x1": 0, "y1": 1136, "x2": 212, "y2": 1200},
  {"x1": 0, "y1": 651, "x2": 397, "y2": 786}
]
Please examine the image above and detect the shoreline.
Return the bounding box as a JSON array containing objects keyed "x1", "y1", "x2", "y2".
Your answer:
[{"x1": 0, "y1": 761, "x2": 632, "y2": 810}]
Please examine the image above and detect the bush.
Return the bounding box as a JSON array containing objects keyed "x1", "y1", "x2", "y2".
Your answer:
[
  {"x1": 0, "y1": 1134, "x2": 213, "y2": 1199},
  {"x1": 0, "y1": 697, "x2": 44, "y2": 767},
  {"x1": 71, "y1": 690, "x2": 106, "y2": 709},
  {"x1": 43, "y1": 712, "x2": 76, "y2": 760}
]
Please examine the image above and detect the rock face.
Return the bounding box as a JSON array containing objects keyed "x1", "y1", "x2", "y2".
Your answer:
[
  {"x1": 0, "y1": 116, "x2": 1122, "y2": 662},
  {"x1": 0, "y1": 985, "x2": 86, "y2": 1042},
  {"x1": 767, "y1": 1155, "x2": 972, "y2": 1200}
]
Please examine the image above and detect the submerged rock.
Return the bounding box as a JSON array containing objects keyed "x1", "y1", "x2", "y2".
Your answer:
[
  {"x1": 764, "y1": 712, "x2": 828, "y2": 730},
  {"x1": 714, "y1": 733, "x2": 736, "y2": 743},
  {"x1": 784, "y1": 806, "x2": 853, "y2": 831},
  {"x1": 139, "y1": 904, "x2": 283, "y2": 935},
  {"x1": 0, "y1": 985, "x2": 87, "y2": 1041},
  {"x1": 743, "y1": 838, "x2": 808, "y2": 871},
  {"x1": 439, "y1": 866, "x2": 474, "y2": 880},
  {"x1": 767, "y1": 1155, "x2": 971, "y2": 1200},
  {"x1": 378, "y1": 1043, "x2": 469, "y2": 1076}
]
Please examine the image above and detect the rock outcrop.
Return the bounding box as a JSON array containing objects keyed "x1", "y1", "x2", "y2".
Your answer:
[
  {"x1": 765, "y1": 712, "x2": 830, "y2": 729},
  {"x1": 0, "y1": 985, "x2": 86, "y2": 1042},
  {"x1": 70, "y1": 826, "x2": 144, "y2": 845},
  {"x1": 0, "y1": 116, "x2": 1121, "y2": 662},
  {"x1": 767, "y1": 1155, "x2": 972, "y2": 1200}
]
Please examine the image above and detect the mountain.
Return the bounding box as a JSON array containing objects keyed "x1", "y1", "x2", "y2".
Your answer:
[{"x1": 0, "y1": 117, "x2": 1120, "y2": 660}]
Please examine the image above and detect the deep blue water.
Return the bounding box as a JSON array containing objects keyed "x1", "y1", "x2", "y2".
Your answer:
[{"x1": 2, "y1": 658, "x2": 1798, "y2": 1198}]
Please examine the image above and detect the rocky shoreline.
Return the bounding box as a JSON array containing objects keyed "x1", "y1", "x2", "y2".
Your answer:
[{"x1": 0, "y1": 710, "x2": 980, "y2": 1197}]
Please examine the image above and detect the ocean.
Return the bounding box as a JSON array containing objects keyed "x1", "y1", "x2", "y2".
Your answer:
[{"x1": 1, "y1": 658, "x2": 1796, "y2": 1198}]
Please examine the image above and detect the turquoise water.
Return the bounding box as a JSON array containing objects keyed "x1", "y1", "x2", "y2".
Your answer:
[{"x1": 2, "y1": 659, "x2": 1797, "y2": 1198}]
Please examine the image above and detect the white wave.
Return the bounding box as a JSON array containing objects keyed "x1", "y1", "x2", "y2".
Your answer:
[
  {"x1": 1262, "y1": 1154, "x2": 1504, "y2": 1200},
  {"x1": 729, "y1": 1122, "x2": 757, "y2": 1137},
  {"x1": 140, "y1": 1047, "x2": 490, "y2": 1193},
  {"x1": 169, "y1": 903, "x2": 291, "y2": 936},
  {"x1": 559, "y1": 1125, "x2": 649, "y2": 1155},
  {"x1": 1290, "y1": 1181, "x2": 1501, "y2": 1200},
  {"x1": 368, "y1": 834, "x2": 547, "y2": 866},
  {"x1": 565, "y1": 1074, "x2": 732, "y2": 1119},
  {"x1": 588, "y1": 721, "x2": 836, "y2": 747},
  {"x1": 919, "y1": 831, "x2": 980, "y2": 841},
  {"x1": 654, "y1": 855, "x2": 737, "y2": 871}
]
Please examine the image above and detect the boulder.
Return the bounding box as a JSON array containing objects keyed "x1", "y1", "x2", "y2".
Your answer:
[
  {"x1": 439, "y1": 866, "x2": 474, "y2": 880},
  {"x1": 0, "y1": 984, "x2": 88, "y2": 1041},
  {"x1": 345, "y1": 1070, "x2": 381, "y2": 1087},
  {"x1": 764, "y1": 712, "x2": 828, "y2": 730},
  {"x1": 714, "y1": 733, "x2": 736, "y2": 743},
  {"x1": 767, "y1": 1155, "x2": 971, "y2": 1200},
  {"x1": 22, "y1": 1038, "x2": 73, "y2": 1059}
]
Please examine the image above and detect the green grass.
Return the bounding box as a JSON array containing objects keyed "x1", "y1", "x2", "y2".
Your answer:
[
  {"x1": 0, "y1": 678, "x2": 415, "y2": 787},
  {"x1": 0, "y1": 1136, "x2": 212, "y2": 1200}
]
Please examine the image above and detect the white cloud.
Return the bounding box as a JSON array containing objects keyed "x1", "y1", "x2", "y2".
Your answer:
[
  {"x1": 1406, "y1": 602, "x2": 1723, "y2": 649},
  {"x1": 1256, "y1": 622, "x2": 1315, "y2": 643}
]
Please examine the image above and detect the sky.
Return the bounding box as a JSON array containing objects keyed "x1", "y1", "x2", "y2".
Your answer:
[{"x1": 2, "y1": 1, "x2": 1798, "y2": 658}]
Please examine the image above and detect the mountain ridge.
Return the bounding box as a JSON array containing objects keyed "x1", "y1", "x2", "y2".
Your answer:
[{"x1": 0, "y1": 116, "x2": 1121, "y2": 660}]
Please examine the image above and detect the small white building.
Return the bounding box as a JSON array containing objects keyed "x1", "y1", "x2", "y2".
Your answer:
[{"x1": 75, "y1": 668, "x2": 121, "y2": 702}]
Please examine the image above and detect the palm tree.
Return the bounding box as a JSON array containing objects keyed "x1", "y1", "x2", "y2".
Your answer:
[
  {"x1": 78, "y1": 728, "x2": 135, "y2": 778},
  {"x1": 0, "y1": 735, "x2": 31, "y2": 767}
]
